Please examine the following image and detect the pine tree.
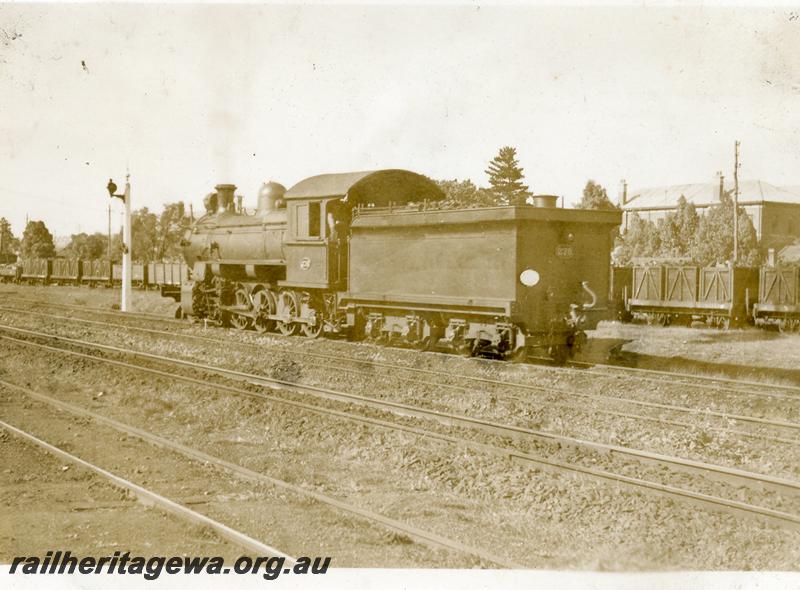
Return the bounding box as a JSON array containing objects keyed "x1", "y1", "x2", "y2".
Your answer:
[
  {"x1": 20, "y1": 220, "x2": 56, "y2": 259},
  {"x1": 655, "y1": 196, "x2": 697, "y2": 258},
  {"x1": 673, "y1": 195, "x2": 699, "y2": 254},
  {"x1": 578, "y1": 180, "x2": 618, "y2": 210},
  {"x1": 0, "y1": 217, "x2": 18, "y2": 258},
  {"x1": 692, "y1": 192, "x2": 759, "y2": 266},
  {"x1": 617, "y1": 213, "x2": 660, "y2": 264},
  {"x1": 485, "y1": 146, "x2": 531, "y2": 206}
]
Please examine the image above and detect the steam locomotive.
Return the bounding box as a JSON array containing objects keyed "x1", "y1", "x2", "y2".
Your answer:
[{"x1": 174, "y1": 169, "x2": 622, "y2": 361}]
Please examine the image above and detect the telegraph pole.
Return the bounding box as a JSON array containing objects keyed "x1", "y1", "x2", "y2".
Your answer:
[
  {"x1": 107, "y1": 203, "x2": 112, "y2": 260},
  {"x1": 733, "y1": 141, "x2": 740, "y2": 265},
  {"x1": 107, "y1": 175, "x2": 132, "y2": 312}
]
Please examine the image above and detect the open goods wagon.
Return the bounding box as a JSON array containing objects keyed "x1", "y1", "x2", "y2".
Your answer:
[
  {"x1": 80, "y1": 260, "x2": 113, "y2": 286},
  {"x1": 617, "y1": 264, "x2": 759, "y2": 328},
  {"x1": 0, "y1": 263, "x2": 21, "y2": 283},
  {"x1": 20, "y1": 259, "x2": 51, "y2": 284},
  {"x1": 753, "y1": 267, "x2": 800, "y2": 332},
  {"x1": 50, "y1": 259, "x2": 82, "y2": 284}
]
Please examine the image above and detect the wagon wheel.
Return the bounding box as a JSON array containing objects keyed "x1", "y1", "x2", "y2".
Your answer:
[
  {"x1": 301, "y1": 303, "x2": 324, "y2": 338},
  {"x1": 548, "y1": 344, "x2": 569, "y2": 365},
  {"x1": 425, "y1": 323, "x2": 444, "y2": 351},
  {"x1": 276, "y1": 290, "x2": 300, "y2": 336},
  {"x1": 508, "y1": 346, "x2": 529, "y2": 363},
  {"x1": 252, "y1": 289, "x2": 276, "y2": 334},
  {"x1": 405, "y1": 317, "x2": 428, "y2": 350},
  {"x1": 364, "y1": 317, "x2": 384, "y2": 342},
  {"x1": 719, "y1": 317, "x2": 731, "y2": 330},
  {"x1": 229, "y1": 284, "x2": 252, "y2": 330}
]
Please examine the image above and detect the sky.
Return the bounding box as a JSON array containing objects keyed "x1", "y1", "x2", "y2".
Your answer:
[{"x1": 1, "y1": 3, "x2": 799, "y2": 237}]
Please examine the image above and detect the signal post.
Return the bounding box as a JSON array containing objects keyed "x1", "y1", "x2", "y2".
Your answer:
[{"x1": 107, "y1": 175, "x2": 132, "y2": 312}]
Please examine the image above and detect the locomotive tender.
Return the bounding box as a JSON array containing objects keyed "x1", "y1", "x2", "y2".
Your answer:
[{"x1": 177, "y1": 169, "x2": 622, "y2": 361}]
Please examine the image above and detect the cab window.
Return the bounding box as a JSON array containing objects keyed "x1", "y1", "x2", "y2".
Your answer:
[{"x1": 308, "y1": 201, "x2": 321, "y2": 238}]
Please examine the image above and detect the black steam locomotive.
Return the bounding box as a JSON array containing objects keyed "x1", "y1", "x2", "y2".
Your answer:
[{"x1": 176, "y1": 169, "x2": 621, "y2": 362}]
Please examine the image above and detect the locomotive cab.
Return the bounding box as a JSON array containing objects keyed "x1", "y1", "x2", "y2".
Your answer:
[
  {"x1": 280, "y1": 196, "x2": 350, "y2": 290},
  {"x1": 280, "y1": 169, "x2": 443, "y2": 292}
]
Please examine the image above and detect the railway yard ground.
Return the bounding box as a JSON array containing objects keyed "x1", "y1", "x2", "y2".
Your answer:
[{"x1": 2, "y1": 284, "x2": 800, "y2": 570}]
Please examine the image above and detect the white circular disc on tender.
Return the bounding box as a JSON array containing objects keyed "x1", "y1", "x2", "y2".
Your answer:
[{"x1": 520, "y1": 269, "x2": 540, "y2": 287}]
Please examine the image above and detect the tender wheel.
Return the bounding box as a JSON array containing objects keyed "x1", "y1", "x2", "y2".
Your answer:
[
  {"x1": 549, "y1": 344, "x2": 569, "y2": 365},
  {"x1": 252, "y1": 289, "x2": 276, "y2": 334},
  {"x1": 276, "y1": 290, "x2": 300, "y2": 336},
  {"x1": 229, "y1": 285, "x2": 252, "y2": 330},
  {"x1": 455, "y1": 338, "x2": 474, "y2": 357},
  {"x1": 508, "y1": 346, "x2": 529, "y2": 363}
]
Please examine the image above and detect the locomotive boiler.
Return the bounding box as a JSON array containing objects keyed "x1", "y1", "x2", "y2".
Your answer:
[
  {"x1": 174, "y1": 169, "x2": 622, "y2": 361},
  {"x1": 179, "y1": 181, "x2": 289, "y2": 326}
]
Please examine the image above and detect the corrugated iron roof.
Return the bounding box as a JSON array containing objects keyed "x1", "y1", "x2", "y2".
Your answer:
[
  {"x1": 285, "y1": 169, "x2": 444, "y2": 206},
  {"x1": 779, "y1": 243, "x2": 800, "y2": 264},
  {"x1": 625, "y1": 180, "x2": 800, "y2": 210}
]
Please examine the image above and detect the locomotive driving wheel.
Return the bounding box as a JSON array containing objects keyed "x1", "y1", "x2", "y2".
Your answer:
[
  {"x1": 301, "y1": 297, "x2": 324, "y2": 338},
  {"x1": 229, "y1": 284, "x2": 252, "y2": 330},
  {"x1": 252, "y1": 289, "x2": 276, "y2": 334},
  {"x1": 276, "y1": 290, "x2": 300, "y2": 336}
]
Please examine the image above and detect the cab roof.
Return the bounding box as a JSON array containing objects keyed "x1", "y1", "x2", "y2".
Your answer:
[{"x1": 285, "y1": 169, "x2": 445, "y2": 207}]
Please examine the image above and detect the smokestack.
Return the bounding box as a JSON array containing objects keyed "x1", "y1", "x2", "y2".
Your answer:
[
  {"x1": 718, "y1": 174, "x2": 725, "y2": 201},
  {"x1": 619, "y1": 179, "x2": 628, "y2": 206},
  {"x1": 215, "y1": 184, "x2": 236, "y2": 212}
]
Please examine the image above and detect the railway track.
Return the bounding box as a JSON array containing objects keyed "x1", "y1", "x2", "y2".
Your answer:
[
  {"x1": 4, "y1": 294, "x2": 799, "y2": 398},
  {"x1": 569, "y1": 360, "x2": 800, "y2": 401},
  {"x1": 0, "y1": 379, "x2": 521, "y2": 568},
  {"x1": 2, "y1": 302, "x2": 799, "y2": 448},
  {"x1": 0, "y1": 419, "x2": 295, "y2": 560},
  {"x1": 4, "y1": 294, "x2": 798, "y2": 399},
  {"x1": 3, "y1": 324, "x2": 800, "y2": 531}
]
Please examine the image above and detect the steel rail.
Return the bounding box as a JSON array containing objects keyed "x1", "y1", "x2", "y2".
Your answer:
[
  {"x1": 2, "y1": 305, "x2": 798, "y2": 439},
  {"x1": 4, "y1": 295, "x2": 799, "y2": 404},
  {"x1": 570, "y1": 359, "x2": 800, "y2": 398},
  {"x1": 5, "y1": 294, "x2": 799, "y2": 395},
  {"x1": 0, "y1": 419, "x2": 296, "y2": 561},
  {"x1": 0, "y1": 380, "x2": 521, "y2": 568},
  {"x1": 2, "y1": 323, "x2": 800, "y2": 501},
  {"x1": 5, "y1": 293, "x2": 800, "y2": 397},
  {"x1": 3, "y1": 354, "x2": 800, "y2": 533}
]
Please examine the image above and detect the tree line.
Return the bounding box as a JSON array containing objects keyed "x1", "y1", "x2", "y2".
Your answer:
[
  {"x1": 434, "y1": 146, "x2": 759, "y2": 266},
  {"x1": 1, "y1": 146, "x2": 762, "y2": 267},
  {"x1": 614, "y1": 192, "x2": 759, "y2": 266},
  {"x1": 0, "y1": 201, "x2": 192, "y2": 263}
]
